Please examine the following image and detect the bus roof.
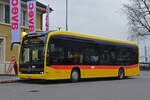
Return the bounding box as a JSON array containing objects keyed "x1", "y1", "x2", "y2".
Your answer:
[
  {"x1": 49, "y1": 31, "x2": 138, "y2": 47},
  {"x1": 25, "y1": 31, "x2": 138, "y2": 47}
]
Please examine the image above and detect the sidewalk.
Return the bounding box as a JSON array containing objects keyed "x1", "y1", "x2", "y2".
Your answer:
[{"x1": 0, "y1": 75, "x2": 19, "y2": 83}]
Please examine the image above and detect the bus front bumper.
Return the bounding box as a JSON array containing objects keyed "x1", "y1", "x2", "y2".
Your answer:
[{"x1": 18, "y1": 74, "x2": 45, "y2": 80}]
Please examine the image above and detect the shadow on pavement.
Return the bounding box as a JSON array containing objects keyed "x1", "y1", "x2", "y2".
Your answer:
[{"x1": 17, "y1": 77, "x2": 136, "y2": 85}]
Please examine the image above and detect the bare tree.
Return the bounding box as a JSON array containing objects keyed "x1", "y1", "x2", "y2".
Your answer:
[{"x1": 123, "y1": 0, "x2": 150, "y2": 40}]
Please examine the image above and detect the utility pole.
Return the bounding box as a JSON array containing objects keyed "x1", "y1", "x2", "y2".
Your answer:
[{"x1": 66, "y1": 0, "x2": 68, "y2": 31}]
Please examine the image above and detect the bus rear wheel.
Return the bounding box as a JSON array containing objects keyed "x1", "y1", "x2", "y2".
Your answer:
[
  {"x1": 71, "y1": 69, "x2": 80, "y2": 82},
  {"x1": 118, "y1": 68, "x2": 125, "y2": 80}
]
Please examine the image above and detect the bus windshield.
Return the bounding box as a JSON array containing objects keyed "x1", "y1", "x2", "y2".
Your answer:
[
  {"x1": 20, "y1": 35, "x2": 47, "y2": 65},
  {"x1": 19, "y1": 34, "x2": 47, "y2": 74}
]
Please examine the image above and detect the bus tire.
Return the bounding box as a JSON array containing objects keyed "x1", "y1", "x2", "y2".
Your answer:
[
  {"x1": 71, "y1": 69, "x2": 80, "y2": 82},
  {"x1": 118, "y1": 68, "x2": 125, "y2": 80}
]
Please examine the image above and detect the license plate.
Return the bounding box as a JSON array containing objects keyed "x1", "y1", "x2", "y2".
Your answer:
[{"x1": 28, "y1": 76, "x2": 32, "y2": 78}]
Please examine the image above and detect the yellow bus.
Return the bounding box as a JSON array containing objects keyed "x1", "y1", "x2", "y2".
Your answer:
[{"x1": 18, "y1": 31, "x2": 140, "y2": 82}]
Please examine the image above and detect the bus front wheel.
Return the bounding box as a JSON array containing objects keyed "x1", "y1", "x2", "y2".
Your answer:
[
  {"x1": 71, "y1": 69, "x2": 80, "y2": 82},
  {"x1": 118, "y1": 68, "x2": 125, "y2": 80}
]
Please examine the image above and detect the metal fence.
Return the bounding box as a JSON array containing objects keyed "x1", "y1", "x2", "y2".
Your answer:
[
  {"x1": 140, "y1": 62, "x2": 150, "y2": 71},
  {"x1": 0, "y1": 62, "x2": 15, "y2": 75}
]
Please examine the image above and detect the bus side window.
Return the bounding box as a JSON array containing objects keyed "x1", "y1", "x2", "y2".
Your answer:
[
  {"x1": 98, "y1": 47, "x2": 117, "y2": 65},
  {"x1": 64, "y1": 40, "x2": 84, "y2": 65},
  {"x1": 125, "y1": 49, "x2": 138, "y2": 65},
  {"x1": 65, "y1": 48, "x2": 81, "y2": 65},
  {"x1": 99, "y1": 49, "x2": 110, "y2": 65},
  {"x1": 46, "y1": 38, "x2": 65, "y2": 65},
  {"x1": 116, "y1": 48, "x2": 125, "y2": 65},
  {"x1": 116, "y1": 48, "x2": 136, "y2": 66},
  {"x1": 99, "y1": 53, "x2": 110, "y2": 65},
  {"x1": 84, "y1": 46, "x2": 99, "y2": 65},
  {"x1": 109, "y1": 48, "x2": 117, "y2": 65}
]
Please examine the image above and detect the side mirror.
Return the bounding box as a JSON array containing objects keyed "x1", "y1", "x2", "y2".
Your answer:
[{"x1": 11, "y1": 42, "x2": 20, "y2": 51}]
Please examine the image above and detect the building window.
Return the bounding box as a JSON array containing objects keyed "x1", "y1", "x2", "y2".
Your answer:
[
  {"x1": 0, "y1": 39, "x2": 4, "y2": 63},
  {"x1": 5, "y1": 5, "x2": 10, "y2": 24},
  {"x1": 0, "y1": 3, "x2": 10, "y2": 24},
  {"x1": 0, "y1": 4, "x2": 4, "y2": 22}
]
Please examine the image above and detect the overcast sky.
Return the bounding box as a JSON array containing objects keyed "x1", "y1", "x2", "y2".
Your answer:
[
  {"x1": 37, "y1": 0, "x2": 150, "y2": 61},
  {"x1": 38, "y1": 0, "x2": 130, "y2": 41}
]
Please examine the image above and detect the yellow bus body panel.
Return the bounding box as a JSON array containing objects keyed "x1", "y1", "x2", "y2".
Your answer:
[{"x1": 125, "y1": 65, "x2": 140, "y2": 77}]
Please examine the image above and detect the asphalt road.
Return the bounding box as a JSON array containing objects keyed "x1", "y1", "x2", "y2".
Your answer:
[{"x1": 0, "y1": 71, "x2": 150, "y2": 100}]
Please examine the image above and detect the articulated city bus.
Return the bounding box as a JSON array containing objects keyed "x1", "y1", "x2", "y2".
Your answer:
[{"x1": 18, "y1": 31, "x2": 139, "y2": 82}]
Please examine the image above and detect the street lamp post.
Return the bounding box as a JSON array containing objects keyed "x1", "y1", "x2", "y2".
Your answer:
[{"x1": 66, "y1": 0, "x2": 68, "y2": 31}]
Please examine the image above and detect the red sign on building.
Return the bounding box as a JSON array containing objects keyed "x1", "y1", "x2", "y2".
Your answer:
[
  {"x1": 10, "y1": 0, "x2": 21, "y2": 43},
  {"x1": 45, "y1": 5, "x2": 49, "y2": 31},
  {"x1": 27, "y1": 0, "x2": 36, "y2": 33}
]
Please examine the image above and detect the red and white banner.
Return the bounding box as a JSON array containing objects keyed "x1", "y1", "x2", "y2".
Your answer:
[
  {"x1": 45, "y1": 5, "x2": 49, "y2": 31},
  {"x1": 10, "y1": 0, "x2": 21, "y2": 43},
  {"x1": 27, "y1": 0, "x2": 36, "y2": 33}
]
